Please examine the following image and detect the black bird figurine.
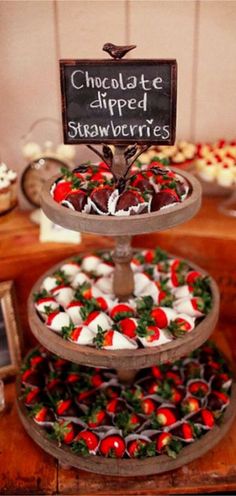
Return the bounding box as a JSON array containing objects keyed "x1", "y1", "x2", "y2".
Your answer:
[{"x1": 103, "y1": 42, "x2": 136, "y2": 60}]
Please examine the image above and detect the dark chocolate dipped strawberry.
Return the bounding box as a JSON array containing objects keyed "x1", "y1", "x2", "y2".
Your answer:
[
  {"x1": 183, "y1": 361, "x2": 202, "y2": 379},
  {"x1": 170, "y1": 422, "x2": 195, "y2": 442},
  {"x1": 188, "y1": 380, "x2": 209, "y2": 398},
  {"x1": 104, "y1": 385, "x2": 122, "y2": 399},
  {"x1": 24, "y1": 387, "x2": 42, "y2": 407},
  {"x1": 203, "y1": 361, "x2": 221, "y2": 381},
  {"x1": 151, "y1": 365, "x2": 164, "y2": 380},
  {"x1": 151, "y1": 188, "x2": 180, "y2": 211},
  {"x1": 99, "y1": 434, "x2": 126, "y2": 458},
  {"x1": 87, "y1": 407, "x2": 107, "y2": 428},
  {"x1": 21, "y1": 369, "x2": 45, "y2": 388},
  {"x1": 107, "y1": 398, "x2": 126, "y2": 415},
  {"x1": 155, "y1": 407, "x2": 178, "y2": 427},
  {"x1": 211, "y1": 372, "x2": 232, "y2": 390},
  {"x1": 207, "y1": 391, "x2": 229, "y2": 411},
  {"x1": 56, "y1": 398, "x2": 81, "y2": 418},
  {"x1": 115, "y1": 188, "x2": 146, "y2": 213},
  {"x1": 72, "y1": 430, "x2": 100, "y2": 455},
  {"x1": 90, "y1": 184, "x2": 114, "y2": 213},
  {"x1": 114, "y1": 411, "x2": 142, "y2": 435},
  {"x1": 181, "y1": 396, "x2": 201, "y2": 415},
  {"x1": 46, "y1": 378, "x2": 65, "y2": 399},
  {"x1": 62, "y1": 190, "x2": 88, "y2": 211},
  {"x1": 189, "y1": 408, "x2": 215, "y2": 429},
  {"x1": 140, "y1": 398, "x2": 156, "y2": 415},
  {"x1": 154, "y1": 432, "x2": 182, "y2": 458},
  {"x1": 165, "y1": 371, "x2": 183, "y2": 386},
  {"x1": 52, "y1": 420, "x2": 77, "y2": 445},
  {"x1": 130, "y1": 172, "x2": 154, "y2": 193},
  {"x1": 127, "y1": 439, "x2": 156, "y2": 458}
]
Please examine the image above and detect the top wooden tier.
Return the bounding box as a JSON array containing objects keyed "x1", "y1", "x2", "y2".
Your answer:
[{"x1": 41, "y1": 168, "x2": 202, "y2": 236}]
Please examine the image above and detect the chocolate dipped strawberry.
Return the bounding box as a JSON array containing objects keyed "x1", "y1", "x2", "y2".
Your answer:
[
  {"x1": 72, "y1": 430, "x2": 100, "y2": 455},
  {"x1": 93, "y1": 327, "x2": 137, "y2": 350},
  {"x1": 52, "y1": 420, "x2": 77, "y2": 445},
  {"x1": 107, "y1": 398, "x2": 126, "y2": 415},
  {"x1": 63, "y1": 324, "x2": 95, "y2": 346},
  {"x1": 151, "y1": 188, "x2": 180, "y2": 211},
  {"x1": 151, "y1": 307, "x2": 176, "y2": 328},
  {"x1": 207, "y1": 391, "x2": 229, "y2": 410},
  {"x1": 140, "y1": 398, "x2": 156, "y2": 415},
  {"x1": 115, "y1": 411, "x2": 141, "y2": 434},
  {"x1": 62, "y1": 189, "x2": 88, "y2": 212},
  {"x1": 51, "y1": 285, "x2": 74, "y2": 308},
  {"x1": 99, "y1": 434, "x2": 126, "y2": 458},
  {"x1": 87, "y1": 407, "x2": 107, "y2": 428},
  {"x1": 46, "y1": 311, "x2": 71, "y2": 333},
  {"x1": 170, "y1": 422, "x2": 195, "y2": 442},
  {"x1": 85, "y1": 311, "x2": 112, "y2": 333},
  {"x1": 118, "y1": 317, "x2": 138, "y2": 339},
  {"x1": 110, "y1": 303, "x2": 135, "y2": 322},
  {"x1": 34, "y1": 296, "x2": 59, "y2": 315},
  {"x1": 137, "y1": 323, "x2": 172, "y2": 348},
  {"x1": 127, "y1": 438, "x2": 155, "y2": 458},
  {"x1": 181, "y1": 396, "x2": 201, "y2": 414},
  {"x1": 168, "y1": 314, "x2": 195, "y2": 338},
  {"x1": 190, "y1": 408, "x2": 215, "y2": 429},
  {"x1": 56, "y1": 398, "x2": 81, "y2": 419},
  {"x1": 155, "y1": 407, "x2": 178, "y2": 427},
  {"x1": 174, "y1": 296, "x2": 209, "y2": 317},
  {"x1": 33, "y1": 405, "x2": 56, "y2": 425},
  {"x1": 21, "y1": 369, "x2": 45, "y2": 388},
  {"x1": 115, "y1": 188, "x2": 146, "y2": 214},
  {"x1": 188, "y1": 380, "x2": 209, "y2": 398},
  {"x1": 24, "y1": 387, "x2": 42, "y2": 407},
  {"x1": 90, "y1": 184, "x2": 114, "y2": 214},
  {"x1": 154, "y1": 432, "x2": 182, "y2": 458}
]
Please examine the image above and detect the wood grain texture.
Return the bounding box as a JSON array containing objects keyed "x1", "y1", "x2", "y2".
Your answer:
[
  {"x1": 41, "y1": 169, "x2": 202, "y2": 236},
  {"x1": 28, "y1": 253, "x2": 219, "y2": 369},
  {"x1": 0, "y1": 383, "x2": 57, "y2": 495}
]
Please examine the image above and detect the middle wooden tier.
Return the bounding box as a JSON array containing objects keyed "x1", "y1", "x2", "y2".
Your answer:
[{"x1": 29, "y1": 249, "x2": 219, "y2": 370}]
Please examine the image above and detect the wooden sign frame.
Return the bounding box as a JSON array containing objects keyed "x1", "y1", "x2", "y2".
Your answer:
[{"x1": 60, "y1": 59, "x2": 177, "y2": 145}]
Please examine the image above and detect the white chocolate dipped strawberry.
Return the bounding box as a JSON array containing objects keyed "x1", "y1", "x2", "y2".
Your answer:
[
  {"x1": 95, "y1": 276, "x2": 113, "y2": 294},
  {"x1": 35, "y1": 296, "x2": 59, "y2": 315},
  {"x1": 150, "y1": 307, "x2": 176, "y2": 328},
  {"x1": 60, "y1": 262, "x2": 81, "y2": 281},
  {"x1": 42, "y1": 276, "x2": 59, "y2": 292},
  {"x1": 66, "y1": 301, "x2": 84, "y2": 325},
  {"x1": 84, "y1": 311, "x2": 112, "y2": 333},
  {"x1": 46, "y1": 311, "x2": 71, "y2": 332},
  {"x1": 174, "y1": 285, "x2": 193, "y2": 299},
  {"x1": 94, "y1": 328, "x2": 138, "y2": 350},
  {"x1": 51, "y1": 285, "x2": 74, "y2": 308},
  {"x1": 137, "y1": 324, "x2": 172, "y2": 348},
  {"x1": 174, "y1": 297, "x2": 207, "y2": 317},
  {"x1": 71, "y1": 272, "x2": 91, "y2": 289},
  {"x1": 95, "y1": 262, "x2": 114, "y2": 277},
  {"x1": 81, "y1": 255, "x2": 101, "y2": 273},
  {"x1": 134, "y1": 273, "x2": 152, "y2": 296},
  {"x1": 66, "y1": 325, "x2": 95, "y2": 345},
  {"x1": 168, "y1": 313, "x2": 195, "y2": 338}
]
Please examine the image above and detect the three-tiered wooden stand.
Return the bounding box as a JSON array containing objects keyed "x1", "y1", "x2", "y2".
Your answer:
[{"x1": 16, "y1": 157, "x2": 236, "y2": 476}]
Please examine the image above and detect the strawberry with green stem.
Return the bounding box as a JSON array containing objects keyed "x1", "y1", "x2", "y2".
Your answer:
[
  {"x1": 115, "y1": 410, "x2": 141, "y2": 435},
  {"x1": 110, "y1": 304, "x2": 135, "y2": 322},
  {"x1": 93, "y1": 326, "x2": 137, "y2": 350},
  {"x1": 127, "y1": 439, "x2": 156, "y2": 458},
  {"x1": 72, "y1": 430, "x2": 100, "y2": 456},
  {"x1": 87, "y1": 406, "x2": 107, "y2": 428},
  {"x1": 154, "y1": 432, "x2": 182, "y2": 458},
  {"x1": 168, "y1": 315, "x2": 195, "y2": 338},
  {"x1": 51, "y1": 420, "x2": 77, "y2": 445},
  {"x1": 181, "y1": 396, "x2": 201, "y2": 415},
  {"x1": 99, "y1": 435, "x2": 126, "y2": 458}
]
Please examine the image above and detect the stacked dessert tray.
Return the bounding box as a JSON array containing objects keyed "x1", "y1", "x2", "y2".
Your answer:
[{"x1": 16, "y1": 153, "x2": 236, "y2": 477}]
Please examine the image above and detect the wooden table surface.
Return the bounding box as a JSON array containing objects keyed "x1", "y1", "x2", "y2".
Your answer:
[{"x1": 1, "y1": 197, "x2": 236, "y2": 495}]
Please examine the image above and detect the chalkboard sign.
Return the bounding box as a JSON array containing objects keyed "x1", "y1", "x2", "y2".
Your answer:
[{"x1": 60, "y1": 59, "x2": 177, "y2": 145}]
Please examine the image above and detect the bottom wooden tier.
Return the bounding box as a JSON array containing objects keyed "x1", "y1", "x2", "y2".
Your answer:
[
  {"x1": 16, "y1": 393, "x2": 236, "y2": 477},
  {"x1": 16, "y1": 346, "x2": 236, "y2": 477}
]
